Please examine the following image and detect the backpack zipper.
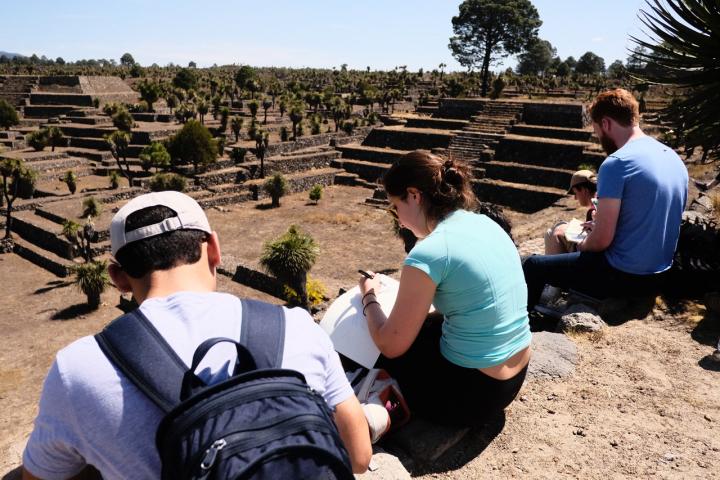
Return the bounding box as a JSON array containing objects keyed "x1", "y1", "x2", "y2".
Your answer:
[
  {"x1": 192, "y1": 415, "x2": 333, "y2": 474},
  {"x1": 199, "y1": 438, "x2": 227, "y2": 471}
]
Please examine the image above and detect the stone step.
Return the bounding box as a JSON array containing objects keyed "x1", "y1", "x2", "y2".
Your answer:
[
  {"x1": 331, "y1": 158, "x2": 387, "y2": 183},
  {"x1": 265, "y1": 150, "x2": 340, "y2": 174},
  {"x1": 24, "y1": 105, "x2": 85, "y2": 118},
  {"x1": 57, "y1": 124, "x2": 115, "y2": 138},
  {"x1": 404, "y1": 117, "x2": 469, "y2": 130},
  {"x1": 195, "y1": 166, "x2": 250, "y2": 187},
  {"x1": 510, "y1": 124, "x2": 593, "y2": 142},
  {"x1": 65, "y1": 147, "x2": 114, "y2": 162},
  {"x1": 362, "y1": 126, "x2": 455, "y2": 151},
  {"x1": 494, "y1": 134, "x2": 599, "y2": 169},
  {"x1": 479, "y1": 160, "x2": 574, "y2": 190},
  {"x1": 336, "y1": 144, "x2": 408, "y2": 164},
  {"x1": 12, "y1": 210, "x2": 76, "y2": 259},
  {"x1": 29, "y1": 93, "x2": 95, "y2": 107},
  {"x1": 472, "y1": 178, "x2": 565, "y2": 213},
  {"x1": 64, "y1": 115, "x2": 112, "y2": 125},
  {"x1": 11, "y1": 237, "x2": 74, "y2": 277}
]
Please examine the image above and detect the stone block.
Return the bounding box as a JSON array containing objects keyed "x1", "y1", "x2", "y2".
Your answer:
[
  {"x1": 557, "y1": 303, "x2": 606, "y2": 333},
  {"x1": 384, "y1": 418, "x2": 470, "y2": 464},
  {"x1": 355, "y1": 447, "x2": 411, "y2": 480},
  {"x1": 527, "y1": 331, "x2": 578, "y2": 380}
]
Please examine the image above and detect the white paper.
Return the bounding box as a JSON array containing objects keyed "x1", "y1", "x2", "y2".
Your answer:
[
  {"x1": 564, "y1": 218, "x2": 587, "y2": 244},
  {"x1": 319, "y1": 275, "x2": 399, "y2": 369}
]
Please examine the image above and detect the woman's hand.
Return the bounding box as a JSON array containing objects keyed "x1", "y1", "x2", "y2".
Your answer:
[{"x1": 359, "y1": 271, "x2": 382, "y2": 296}]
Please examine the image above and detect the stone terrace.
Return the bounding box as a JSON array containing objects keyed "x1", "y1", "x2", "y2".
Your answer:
[{"x1": 331, "y1": 97, "x2": 602, "y2": 213}]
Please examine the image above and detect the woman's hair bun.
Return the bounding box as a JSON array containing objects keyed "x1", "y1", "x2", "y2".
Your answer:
[{"x1": 442, "y1": 160, "x2": 462, "y2": 185}]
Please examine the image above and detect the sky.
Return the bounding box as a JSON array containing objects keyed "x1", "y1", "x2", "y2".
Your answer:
[{"x1": 0, "y1": 0, "x2": 651, "y2": 71}]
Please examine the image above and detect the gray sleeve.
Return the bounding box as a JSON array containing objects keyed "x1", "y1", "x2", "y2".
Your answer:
[{"x1": 23, "y1": 360, "x2": 87, "y2": 480}]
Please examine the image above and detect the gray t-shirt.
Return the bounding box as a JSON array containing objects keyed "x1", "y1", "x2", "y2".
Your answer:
[{"x1": 23, "y1": 292, "x2": 353, "y2": 480}]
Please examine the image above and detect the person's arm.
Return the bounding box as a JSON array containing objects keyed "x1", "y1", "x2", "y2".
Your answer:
[
  {"x1": 577, "y1": 197, "x2": 621, "y2": 252},
  {"x1": 333, "y1": 396, "x2": 372, "y2": 473},
  {"x1": 360, "y1": 265, "x2": 436, "y2": 358}
]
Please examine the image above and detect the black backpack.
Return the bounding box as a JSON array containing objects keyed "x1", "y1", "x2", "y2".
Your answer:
[{"x1": 95, "y1": 298, "x2": 354, "y2": 480}]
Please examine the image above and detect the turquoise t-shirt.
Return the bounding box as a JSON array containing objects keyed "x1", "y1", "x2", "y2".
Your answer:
[{"x1": 404, "y1": 210, "x2": 531, "y2": 368}]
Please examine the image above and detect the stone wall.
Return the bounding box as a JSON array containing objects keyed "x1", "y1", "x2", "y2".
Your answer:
[
  {"x1": 265, "y1": 151, "x2": 340, "y2": 175},
  {"x1": 228, "y1": 262, "x2": 285, "y2": 299},
  {"x1": 13, "y1": 242, "x2": 69, "y2": 277},
  {"x1": 249, "y1": 170, "x2": 339, "y2": 200},
  {"x1": 362, "y1": 128, "x2": 453, "y2": 150},
  {"x1": 262, "y1": 126, "x2": 373, "y2": 157},
  {"x1": 495, "y1": 136, "x2": 594, "y2": 169},
  {"x1": 522, "y1": 103, "x2": 587, "y2": 129},
  {"x1": 11, "y1": 215, "x2": 73, "y2": 259}
]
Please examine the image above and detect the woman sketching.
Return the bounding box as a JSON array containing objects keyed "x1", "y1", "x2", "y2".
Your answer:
[{"x1": 359, "y1": 150, "x2": 531, "y2": 427}]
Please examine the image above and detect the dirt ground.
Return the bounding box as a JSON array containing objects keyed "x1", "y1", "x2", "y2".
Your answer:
[{"x1": 1, "y1": 185, "x2": 719, "y2": 479}]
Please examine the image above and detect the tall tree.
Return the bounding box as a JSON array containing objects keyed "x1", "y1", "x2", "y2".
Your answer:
[
  {"x1": 120, "y1": 53, "x2": 135, "y2": 67},
  {"x1": 105, "y1": 130, "x2": 132, "y2": 186},
  {"x1": 449, "y1": 0, "x2": 541, "y2": 96},
  {"x1": 0, "y1": 100, "x2": 19, "y2": 130},
  {"x1": 575, "y1": 51, "x2": 606, "y2": 75},
  {"x1": 516, "y1": 38, "x2": 556, "y2": 76},
  {"x1": 631, "y1": 0, "x2": 720, "y2": 161}
]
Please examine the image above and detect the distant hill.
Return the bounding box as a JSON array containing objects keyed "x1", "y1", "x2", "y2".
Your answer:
[{"x1": 0, "y1": 51, "x2": 24, "y2": 59}]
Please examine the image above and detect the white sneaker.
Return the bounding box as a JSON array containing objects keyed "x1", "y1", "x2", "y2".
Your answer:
[{"x1": 362, "y1": 403, "x2": 390, "y2": 444}]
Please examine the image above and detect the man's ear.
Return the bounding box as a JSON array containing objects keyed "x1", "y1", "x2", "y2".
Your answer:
[
  {"x1": 108, "y1": 262, "x2": 132, "y2": 293},
  {"x1": 206, "y1": 232, "x2": 222, "y2": 269},
  {"x1": 602, "y1": 117, "x2": 612, "y2": 132}
]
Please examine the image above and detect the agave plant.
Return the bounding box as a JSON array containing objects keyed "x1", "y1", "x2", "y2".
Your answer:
[
  {"x1": 631, "y1": 0, "x2": 720, "y2": 161},
  {"x1": 260, "y1": 225, "x2": 319, "y2": 310},
  {"x1": 72, "y1": 260, "x2": 110, "y2": 309}
]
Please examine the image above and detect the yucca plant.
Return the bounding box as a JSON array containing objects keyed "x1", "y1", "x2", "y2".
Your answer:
[
  {"x1": 62, "y1": 170, "x2": 78, "y2": 194},
  {"x1": 260, "y1": 225, "x2": 319, "y2": 310},
  {"x1": 72, "y1": 260, "x2": 110, "y2": 309},
  {"x1": 263, "y1": 172, "x2": 287, "y2": 207},
  {"x1": 631, "y1": 0, "x2": 720, "y2": 161},
  {"x1": 82, "y1": 196, "x2": 102, "y2": 218}
]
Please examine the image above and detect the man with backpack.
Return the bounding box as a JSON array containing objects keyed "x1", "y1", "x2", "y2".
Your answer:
[{"x1": 22, "y1": 191, "x2": 371, "y2": 479}]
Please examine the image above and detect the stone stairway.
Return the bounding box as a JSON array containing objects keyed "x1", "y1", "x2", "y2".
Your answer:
[
  {"x1": 473, "y1": 131, "x2": 602, "y2": 213},
  {"x1": 447, "y1": 101, "x2": 524, "y2": 162},
  {"x1": 0, "y1": 75, "x2": 38, "y2": 112},
  {"x1": 0, "y1": 130, "x2": 25, "y2": 149}
]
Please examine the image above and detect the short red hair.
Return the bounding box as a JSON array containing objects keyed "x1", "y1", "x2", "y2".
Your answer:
[{"x1": 589, "y1": 89, "x2": 640, "y2": 127}]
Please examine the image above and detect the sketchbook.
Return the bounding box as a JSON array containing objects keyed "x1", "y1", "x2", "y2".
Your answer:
[
  {"x1": 319, "y1": 275, "x2": 400, "y2": 369},
  {"x1": 564, "y1": 218, "x2": 588, "y2": 244}
]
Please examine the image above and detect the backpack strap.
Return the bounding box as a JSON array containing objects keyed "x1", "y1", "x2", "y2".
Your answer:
[
  {"x1": 95, "y1": 299, "x2": 286, "y2": 412},
  {"x1": 95, "y1": 309, "x2": 186, "y2": 413},
  {"x1": 240, "y1": 299, "x2": 286, "y2": 369}
]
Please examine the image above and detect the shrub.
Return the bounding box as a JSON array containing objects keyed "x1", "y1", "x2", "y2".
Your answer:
[
  {"x1": 279, "y1": 126, "x2": 289, "y2": 142},
  {"x1": 109, "y1": 170, "x2": 120, "y2": 189},
  {"x1": 490, "y1": 76, "x2": 506, "y2": 99},
  {"x1": 16, "y1": 165, "x2": 38, "y2": 199},
  {"x1": 149, "y1": 172, "x2": 187, "y2": 192},
  {"x1": 92, "y1": 97, "x2": 100, "y2": 109},
  {"x1": 140, "y1": 142, "x2": 172, "y2": 173},
  {"x1": 26, "y1": 129, "x2": 48, "y2": 151},
  {"x1": 82, "y1": 197, "x2": 102, "y2": 218},
  {"x1": 341, "y1": 120, "x2": 354, "y2": 135},
  {"x1": 263, "y1": 173, "x2": 288, "y2": 208},
  {"x1": 46, "y1": 126, "x2": 66, "y2": 151},
  {"x1": 283, "y1": 276, "x2": 327, "y2": 308},
  {"x1": 61, "y1": 219, "x2": 81, "y2": 243},
  {"x1": 62, "y1": 170, "x2": 78, "y2": 194},
  {"x1": 309, "y1": 184, "x2": 323, "y2": 204},
  {"x1": 367, "y1": 111, "x2": 379, "y2": 125},
  {"x1": 112, "y1": 108, "x2": 135, "y2": 131},
  {"x1": 72, "y1": 260, "x2": 110, "y2": 309},
  {"x1": 167, "y1": 120, "x2": 218, "y2": 174},
  {"x1": 260, "y1": 225, "x2": 319, "y2": 309},
  {"x1": 230, "y1": 147, "x2": 247, "y2": 163},
  {"x1": 0, "y1": 99, "x2": 20, "y2": 130}
]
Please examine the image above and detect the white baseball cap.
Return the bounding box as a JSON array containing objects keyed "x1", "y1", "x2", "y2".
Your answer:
[{"x1": 110, "y1": 191, "x2": 212, "y2": 256}]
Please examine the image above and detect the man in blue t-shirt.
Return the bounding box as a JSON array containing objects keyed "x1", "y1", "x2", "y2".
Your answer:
[{"x1": 524, "y1": 88, "x2": 688, "y2": 309}]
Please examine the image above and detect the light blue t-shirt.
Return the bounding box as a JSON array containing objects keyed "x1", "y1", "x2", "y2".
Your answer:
[
  {"x1": 23, "y1": 292, "x2": 353, "y2": 480},
  {"x1": 404, "y1": 210, "x2": 531, "y2": 369},
  {"x1": 598, "y1": 136, "x2": 688, "y2": 275}
]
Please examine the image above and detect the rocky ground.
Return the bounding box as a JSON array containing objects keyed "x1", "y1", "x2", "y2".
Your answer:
[{"x1": 1, "y1": 183, "x2": 719, "y2": 479}]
